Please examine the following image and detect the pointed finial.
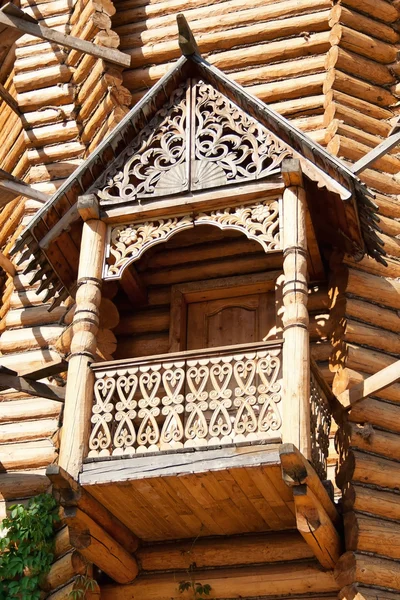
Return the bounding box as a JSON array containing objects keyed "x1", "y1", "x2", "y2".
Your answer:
[{"x1": 177, "y1": 13, "x2": 200, "y2": 57}]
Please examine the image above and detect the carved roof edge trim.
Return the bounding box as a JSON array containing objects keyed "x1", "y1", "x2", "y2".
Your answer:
[{"x1": 11, "y1": 52, "x2": 385, "y2": 296}]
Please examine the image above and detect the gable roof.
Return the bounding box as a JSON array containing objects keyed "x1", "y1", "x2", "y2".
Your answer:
[{"x1": 11, "y1": 52, "x2": 384, "y2": 307}]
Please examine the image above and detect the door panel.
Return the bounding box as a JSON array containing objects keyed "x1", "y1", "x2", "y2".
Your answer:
[{"x1": 186, "y1": 292, "x2": 275, "y2": 350}]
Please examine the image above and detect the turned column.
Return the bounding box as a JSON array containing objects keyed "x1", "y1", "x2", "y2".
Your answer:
[
  {"x1": 59, "y1": 195, "x2": 106, "y2": 478},
  {"x1": 281, "y1": 159, "x2": 310, "y2": 459}
]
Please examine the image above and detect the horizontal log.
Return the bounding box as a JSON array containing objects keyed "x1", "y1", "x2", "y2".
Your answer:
[
  {"x1": 142, "y1": 253, "x2": 283, "y2": 286},
  {"x1": 345, "y1": 510, "x2": 400, "y2": 560},
  {"x1": 0, "y1": 325, "x2": 66, "y2": 353},
  {"x1": 0, "y1": 348, "x2": 65, "y2": 376},
  {"x1": 329, "y1": 24, "x2": 397, "y2": 63},
  {"x1": 334, "y1": 552, "x2": 400, "y2": 591},
  {"x1": 0, "y1": 439, "x2": 56, "y2": 471},
  {"x1": 343, "y1": 484, "x2": 400, "y2": 522},
  {"x1": 27, "y1": 141, "x2": 86, "y2": 165},
  {"x1": 102, "y1": 561, "x2": 339, "y2": 600},
  {"x1": 358, "y1": 168, "x2": 400, "y2": 196},
  {"x1": 348, "y1": 397, "x2": 400, "y2": 434},
  {"x1": 65, "y1": 507, "x2": 139, "y2": 583},
  {"x1": 339, "y1": 0, "x2": 399, "y2": 23},
  {"x1": 346, "y1": 344, "x2": 398, "y2": 376},
  {"x1": 42, "y1": 550, "x2": 87, "y2": 592},
  {"x1": 14, "y1": 64, "x2": 72, "y2": 93},
  {"x1": 124, "y1": 10, "x2": 330, "y2": 66},
  {"x1": 6, "y1": 305, "x2": 67, "y2": 328},
  {"x1": 344, "y1": 267, "x2": 400, "y2": 310},
  {"x1": 325, "y1": 91, "x2": 394, "y2": 122},
  {"x1": 117, "y1": 0, "x2": 331, "y2": 44},
  {"x1": 337, "y1": 450, "x2": 400, "y2": 491},
  {"x1": 115, "y1": 332, "x2": 170, "y2": 359},
  {"x1": 326, "y1": 46, "x2": 394, "y2": 86},
  {"x1": 329, "y1": 5, "x2": 399, "y2": 43},
  {"x1": 323, "y1": 69, "x2": 396, "y2": 108},
  {"x1": 0, "y1": 396, "x2": 62, "y2": 423},
  {"x1": 138, "y1": 531, "x2": 312, "y2": 571},
  {"x1": 0, "y1": 469, "x2": 49, "y2": 500},
  {"x1": 345, "y1": 319, "x2": 400, "y2": 355},
  {"x1": 124, "y1": 32, "x2": 331, "y2": 90},
  {"x1": 327, "y1": 135, "x2": 400, "y2": 174},
  {"x1": 0, "y1": 418, "x2": 59, "y2": 443},
  {"x1": 344, "y1": 297, "x2": 400, "y2": 334},
  {"x1": 324, "y1": 102, "x2": 391, "y2": 137},
  {"x1": 18, "y1": 83, "x2": 75, "y2": 111},
  {"x1": 346, "y1": 422, "x2": 400, "y2": 462},
  {"x1": 24, "y1": 121, "x2": 80, "y2": 148}
]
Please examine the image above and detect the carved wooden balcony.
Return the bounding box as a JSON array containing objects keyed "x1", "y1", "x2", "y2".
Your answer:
[
  {"x1": 79, "y1": 342, "x2": 333, "y2": 542},
  {"x1": 87, "y1": 341, "x2": 284, "y2": 458}
]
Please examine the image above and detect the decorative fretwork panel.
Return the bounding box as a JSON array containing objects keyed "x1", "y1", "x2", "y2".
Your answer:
[
  {"x1": 104, "y1": 199, "x2": 281, "y2": 279},
  {"x1": 88, "y1": 342, "x2": 283, "y2": 457},
  {"x1": 90, "y1": 78, "x2": 291, "y2": 208},
  {"x1": 309, "y1": 365, "x2": 332, "y2": 480}
]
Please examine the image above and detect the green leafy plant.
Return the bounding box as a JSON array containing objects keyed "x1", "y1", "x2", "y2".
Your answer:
[
  {"x1": 179, "y1": 580, "x2": 212, "y2": 600},
  {"x1": 0, "y1": 493, "x2": 59, "y2": 600},
  {"x1": 69, "y1": 572, "x2": 98, "y2": 599}
]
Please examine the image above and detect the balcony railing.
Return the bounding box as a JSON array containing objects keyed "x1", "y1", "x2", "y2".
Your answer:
[
  {"x1": 86, "y1": 342, "x2": 333, "y2": 482},
  {"x1": 87, "y1": 341, "x2": 283, "y2": 457}
]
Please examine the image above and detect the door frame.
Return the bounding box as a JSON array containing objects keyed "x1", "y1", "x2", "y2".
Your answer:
[{"x1": 168, "y1": 270, "x2": 283, "y2": 352}]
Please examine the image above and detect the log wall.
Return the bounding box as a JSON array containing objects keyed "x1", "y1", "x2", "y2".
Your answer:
[{"x1": 0, "y1": 0, "x2": 400, "y2": 597}]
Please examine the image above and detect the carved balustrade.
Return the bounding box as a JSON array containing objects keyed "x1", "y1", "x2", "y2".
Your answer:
[
  {"x1": 86, "y1": 342, "x2": 333, "y2": 481},
  {"x1": 87, "y1": 341, "x2": 283, "y2": 457},
  {"x1": 309, "y1": 361, "x2": 332, "y2": 480}
]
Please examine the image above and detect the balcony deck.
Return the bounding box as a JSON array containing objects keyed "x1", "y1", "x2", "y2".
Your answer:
[{"x1": 79, "y1": 340, "x2": 332, "y2": 542}]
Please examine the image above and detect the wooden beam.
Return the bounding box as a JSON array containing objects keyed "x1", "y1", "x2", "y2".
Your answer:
[
  {"x1": 64, "y1": 506, "x2": 139, "y2": 584},
  {"x1": 293, "y1": 484, "x2": 341, "y2": 569},
  {"x1": 279, "y1": 443, "x2": 340, "y2": 529},
  {"x1": 77, "y1": 194, "x2": 100, "y2": 222},
  {"x1": 335, "y1": 552, "x2": 400, "y2": 592},
  {"x1": 137, "y1": 532, "x2": 313, "y2": 571},
  {"x1": 0, "y1": 3, "x2": 131, "y2": 68},
  {"x1": 0, "y1": 169, "x2": 51, "y2": 203},
  {"x1": 39, "y1": 204, "x2": 80, "y2": 250},
  {"x1": 0, "y1": 368, "x2": 65, "y2": 401},
  {"x1": 0, "y1": 82, "x2": 20, "y2": 116},
  {"x1": 101, "y1": 561, "x2": 339, "y2": 600},
  {"x1": 22, "y1": 356, "x2": 68, "y2": 380},
  {"x1": 47, "y1": 464, "x2": 139, "y2": 554},
  {"x1": 351, "y1": 130, "x2": 400, "y2": 174},
  {"x1": 337, "y1": 359, "x2": 400, "y2": 408}
]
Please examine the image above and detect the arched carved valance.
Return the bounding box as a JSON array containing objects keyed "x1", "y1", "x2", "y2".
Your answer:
[{"x1": 104, "y1": 199, "x2": 281, "y2": 280}]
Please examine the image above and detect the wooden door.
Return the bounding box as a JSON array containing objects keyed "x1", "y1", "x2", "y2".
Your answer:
[{"x1": 186, "y1": 292, "x2": 276, "y2": 350}]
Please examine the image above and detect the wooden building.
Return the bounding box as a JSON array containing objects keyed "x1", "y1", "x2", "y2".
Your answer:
[{"x1": 0, "y1": 0, "x2": 400, "y2": 598}]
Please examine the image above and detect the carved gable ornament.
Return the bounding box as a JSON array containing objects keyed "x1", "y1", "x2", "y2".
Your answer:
[{"x1": 91, "y1": 78, "x2": 292, "y2": 208}]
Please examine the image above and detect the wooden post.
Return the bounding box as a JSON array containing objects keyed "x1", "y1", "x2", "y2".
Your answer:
[
  {"x1": 59, "y1": 195, "x2": 106, "y2": 479},
  {"x1": 281, "y1": 159, "x2": 310, "y2": 459}
]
